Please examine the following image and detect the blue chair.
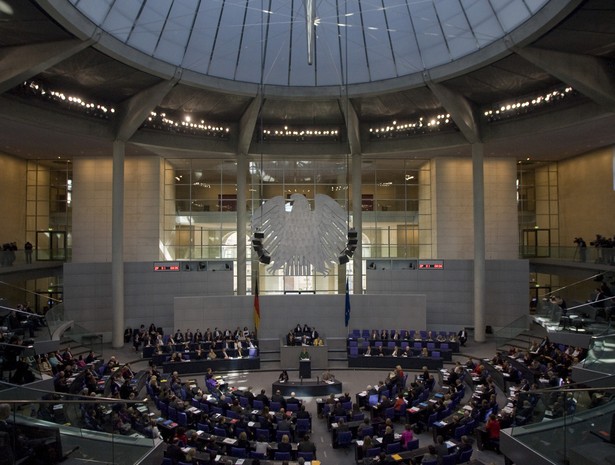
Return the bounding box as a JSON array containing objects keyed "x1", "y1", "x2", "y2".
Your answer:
[
  {"x1": 297, "y1": 451, "x2": 314, "y2": 461},
  {"x1": 458, "y1": 448, "x2": 473, "y2": 463},
  {"x1": 210, "y1": 406, "x2": 224, "y2": 416},
  {"x1": 385, "y1": 442, "x2": 401, "y2": 453},
  {"x1": 159, "y1": 403, "x2": 168, "y2": 418},
  {"x1": 230, "y1": 447, "x2": 246, "y2": 458},
  {"x1": 431, "y1": 350, "x2": 441, "y2": 358},
  {"x1": 249, "y1": 452, "x2": 265, "y2": 459},
  {"x1": 385, "y1": 407, "x2": 395, "y2": 421},
  {"x1": 358, "y1": 426, "x2": 373, "y2": 439},
  {"x1": 168, "y1": 406, "x2": 177, "y2": 421},
  {"x1": 349, "y1": 340, "x2": 358, "y2": 347},
  {"x1": 406, "y1": 438, "x2": 419, "y2": 450},
  {"x1": 270, "y1": 401, "x2": 281, "y2": 412},
  {"x1": 296, "y1": 418, "x2": 311, "y2": 437},
  {"x1": 361, "y1": 329, "x2": 370, "y2": 338},
  {"x1": 213, "y1": 426, "x2": 226, "y2": 437},
  {"x1": 197, "y1": 422, "x2": 210, "y2": 433},
  {"x1": 286, "y1": 403, "x2": 299, "y2": 412},
  {"x1": 421, "y1": 459, "x2": 438, "y2": 465},
  {"x1": 161, "y1": 459, "x2": 172, "y2": 465},
  {"x1": 253, "y1": 399, "x2": 264, "y2": 410},
  {"x1": 239, "y1": 396, "x2": 249, "y2": 408},
  {"x1": 177, "y1": 411, "x2": 188, "y2": 427},
  {"x1": 454, "y1": 425, "x2": 466, "y2": 441},
  {"x1": 441, "y1": 453, "x2": 457, "y2": 465},
  {"x1": 349, "y1": 346, "x2": 359, "y2": 357},
  {"x1": 337, "y1": 430, "x2": 353, "y2": 449},
  {"x1": 366, "y1": 447, "x2": 381, "y2": 457},
  {"x1": 427, "y1": 413, "x2": 438, "y2": 430},
  {"x1": 274, "y1": 452, "x2": 291, "y2": 460},
  {"x1": 255, "y1": 428, "x2": 270, "y2": 441}
]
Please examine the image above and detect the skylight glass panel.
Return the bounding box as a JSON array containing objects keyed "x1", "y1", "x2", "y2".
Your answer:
[
  {"x1": 343, "y1": 0, "x2": 370, "y2": 84},
  {"x1": 102, "y1": 0, "x2": 143, "y2": 42},
  {"x1": 70, "y1": 0, "x2": 113, "y2": 25},
  {"x1": 182, "y1": 1, "x2": 224, "y2": 74},
  {"x1": 262, "y1": 3, "x2": 293, "y2": 86},
  {"x1": 435, "y1": 0, "x2": 477, "y2": 60},
  {"x1": 234, "y1": 3, "x2": 270, "y2": 83},
  {"x1": 493, "y1": 0, "x2": 532, "y2": 32},
  {"x1": 314, "y1": 1, "x2": 344, "y2": 86},
  {"x1": 461, "y1": 0, "x2": 505, "y2": 47},
  {"x1": 386, "y1": 0, "x2": 423, "y2": 75},
  {"x1": 361, "y1": 1, "x2": 397, "y2": 82},
  {"x1": 127, "y1": 0, "x2": 172, "y2": 55},
  {"x1": 410, "y1": 1, "x2": 450, "y2": 69},
  {"x1": 208, "y1": 2, "x2": 244, "y2": 80},
  {"x1": 154, "y1": 0, "x2": 198, "y2": 65}
]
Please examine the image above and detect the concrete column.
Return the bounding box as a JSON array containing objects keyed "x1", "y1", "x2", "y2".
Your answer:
[
  {"x1": 473, "y1": 143, "x2": 486, "y2": 343},
  {"x1": 352, "y1": 152, "x2": 362, "y2": 294},
  {"x1": 236, "y1": 154, "x2": 247, "y2": 295},
  {"x1": 112, "y1": 141, "x2": 125, "y2": 348}
]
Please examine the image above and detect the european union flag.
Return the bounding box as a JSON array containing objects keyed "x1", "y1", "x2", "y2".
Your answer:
[{"x1": 345, "y1": 279, "x2": 351, "y2": 327}]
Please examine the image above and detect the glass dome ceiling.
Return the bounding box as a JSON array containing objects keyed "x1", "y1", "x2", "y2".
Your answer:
[{"x1": 66, "y1": 0, "x2": 549, "y2": 88}]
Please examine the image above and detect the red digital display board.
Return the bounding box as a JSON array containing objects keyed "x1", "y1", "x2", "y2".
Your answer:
[
  {"x1": 153, "y1": 261, "x2": 180, "y2": 271},
  {"x1": 418, "y1": 260, "x2": 444, "y2": 269}
]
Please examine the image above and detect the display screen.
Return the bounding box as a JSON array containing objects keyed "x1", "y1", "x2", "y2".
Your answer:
[
  {"x1": 418, "y1": 260, "x2": 444, "y2": 269},
  {"x1": 153, "y1": 261, "x2": 180, "y2": 271}
]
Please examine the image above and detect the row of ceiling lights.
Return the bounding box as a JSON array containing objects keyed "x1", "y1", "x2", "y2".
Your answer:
[{"x1": 18, "y1": 80, "x2": 576, "y2": 140}]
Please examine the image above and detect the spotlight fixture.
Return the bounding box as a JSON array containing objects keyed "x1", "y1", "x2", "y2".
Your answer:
[
  {"x1": 252, "y1": 230, "x2": 271, "y2": 264},
  {"x1": 338, "y1": 228, "x2": 359, "y2": 264}
]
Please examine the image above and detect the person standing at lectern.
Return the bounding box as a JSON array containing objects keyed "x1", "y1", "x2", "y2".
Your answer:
[{"x1": 299, "y1": 348, "x2": 310, "y2": 360}]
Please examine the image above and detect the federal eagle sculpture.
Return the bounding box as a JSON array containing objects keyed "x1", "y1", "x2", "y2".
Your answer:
[{"x1": 251, "y1": 193, "x2": 348, "y2": 275}]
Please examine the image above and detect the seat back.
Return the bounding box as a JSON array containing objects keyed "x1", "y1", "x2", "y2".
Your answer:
[
  {"x1": 458, "y1": 448, "x2": 473, "y2": 463},
  {"x1": 213, "y1": 426, "x2": 226, "y2": 437},
  {"x1": 441, "y1": 453, "x2": 457, "y2": 465},
  {"x1": 297, "y1": 451, "x2": 314, "y2": 461},
  {"x1": 274, "y1": 452, "x2": 291, "y2": 461},
  {"x1": 366, "y1": 447, "x2": 382, "y2": 457},
  {"x1": 286, "y1": 402, "x2": 299, "y2": 412},
  {"x1": 270, "y1": 401, "x2": 281, "y2": 411},
  {"x1": 337, "y1": 430, "x2": 353, "y2": 447},
  {"x1": 253, "y1": 399, "x2": 264, "y2": 410},
  {"x1": 406, "y1": 438, "x2": 419, "y2": 450},
  {"x1": 230, "y1": 447, "x2": 246, "y2": 458},
  {"x1": 385, "y1": 442, "x2": 401, "y2": 453},
  {"x1": 358, "y1": 426, "x2": 373, "y2": 439}
]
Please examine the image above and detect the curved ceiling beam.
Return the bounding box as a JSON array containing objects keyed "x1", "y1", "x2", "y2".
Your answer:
[
  {"x1": 114, "y1": 71, "x2": 181, "y2": 142},
  {"x1": 426, "y1": 79, "x2": 482, "y2": 145},
  {"x1": 341, "y1": 98, "x2": 361, "y2": 155},
  {"x1": 238, "y1": 97, "x2": 263, "y2": 156},
  {"x1": 0, "y1": 39, "x2": 94, "y2": 94},
  {"x1": 516, "y1": 46, "x2": 615, "y2": 113}
]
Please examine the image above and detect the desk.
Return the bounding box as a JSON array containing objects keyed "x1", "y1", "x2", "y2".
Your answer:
[
  {"x1": 272, "y1": 380, "x2": 342, "y2": 397},
  {"x1": 348, "y1": 356, "x2": 443, "y2": 370},
  {"x1": 161, "y1": 357, "x2": 260, "y2": 374}
]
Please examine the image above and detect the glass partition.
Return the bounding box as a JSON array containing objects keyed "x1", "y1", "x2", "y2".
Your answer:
[
  {"x1": 508, "y1": 384, "x2": 615, "y2": 465},
  {"x1": 0, "y1": 381, "x2": 157, "y2": 465}
]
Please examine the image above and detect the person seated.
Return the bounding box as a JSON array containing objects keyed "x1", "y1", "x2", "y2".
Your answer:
[
  {"x1": 286, "y1": 331, "x2": 295, "y2": 346},
  {"x1": 321, "y1": 370, "x2": 335, "y2": 382},
  {"x1": 278, "y1": 370, "x2": 289, "y2": 383},
  {"x1": 277, "y1": 434, "x2": 292, "y2": 453}
]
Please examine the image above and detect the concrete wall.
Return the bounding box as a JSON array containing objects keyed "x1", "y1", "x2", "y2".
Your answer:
[
  {"x1": 367, "y1": 259, "x2": 529, "y2": 331},
  {"x1": 63, "y1": 262, "x2": 234, "y2": 340},
  {"x1": 558, "y1": 146, "x2": 615, "y2": 245},
  {"x1": 0, "y1": 153, "x2": 26, "y2": 244},
  {"x1": 72, "y1": 156, "x2": 163, "y2": 263},
  {"x1": 174, "y1": 294, "x2": 427, "y2": 340},
  {"x1": 431, "y1": 158, "x2": 518, "y2": 260}
]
